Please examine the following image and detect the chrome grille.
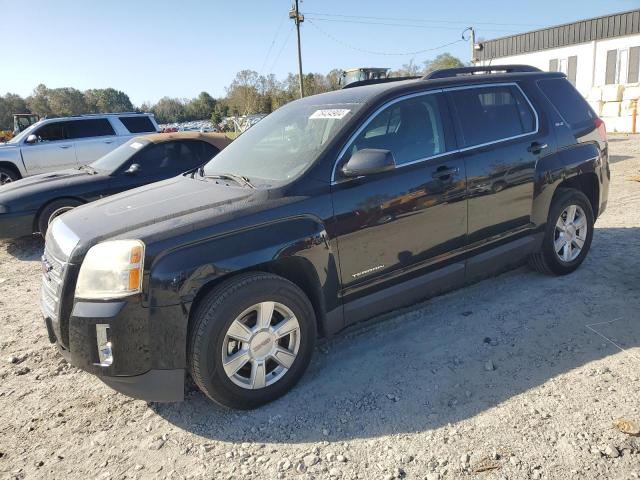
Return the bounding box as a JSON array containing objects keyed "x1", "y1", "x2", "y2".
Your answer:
[{"x1": 40, "y1": 243, "x2": 67, "y2": 322}]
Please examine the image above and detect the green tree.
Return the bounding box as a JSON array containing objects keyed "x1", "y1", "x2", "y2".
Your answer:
[
  {"x1": 185, "y1": 91, "x2": 217, "y2": 120},
  {"x1": 152, "y1": 97, "x2": 186, "y2": 124},
  {"x1": 226, "y1": 70, "x2": 262, "y2": 116},
  {"x1": 84, "y1": 88, "x2": 134, "y2": 113},
  {"x1": 423, "y1": 53, "x2": 465, "y2": 75},
  {"x1": 0, "y1": 93, "x2": 30, "y2": 130},
  {"x1": 26, "y1": 84, "x2": 53, "y2": 118}
]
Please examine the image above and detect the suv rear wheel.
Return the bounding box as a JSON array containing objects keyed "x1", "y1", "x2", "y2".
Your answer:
[
  {"x1": 188, "y1": 272, "x2": 316, "y2": 409},
  {"x1": 528, "y1": 188, "x2": 594, "y2": 275}
]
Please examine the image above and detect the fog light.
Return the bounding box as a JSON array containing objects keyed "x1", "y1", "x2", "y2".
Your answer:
[{"x1": 96, "y1": 324, "x2": 113, "y2": 366}]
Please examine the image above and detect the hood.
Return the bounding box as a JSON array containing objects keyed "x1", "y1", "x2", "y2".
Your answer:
[
  {"x1": 0, "y1": 142, "x2": 18, "y2": 149},
  {"x1": 58, "y1": 174, "x2": 270, "y2": 257},
  {"x1": 0, "y1": 169, "x2": 102, "y2": 210}
]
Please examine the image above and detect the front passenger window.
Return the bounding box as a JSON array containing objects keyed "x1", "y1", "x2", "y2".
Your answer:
[
  {"x1": 33, "y1": 123, "x2": 68, "y2": 142},
  {"x1": 344, "y1": 93, "x2": 448, "y2": 167}
]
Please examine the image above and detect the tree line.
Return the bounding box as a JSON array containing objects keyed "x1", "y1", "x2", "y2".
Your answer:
[{"x1": 0, "y1": 53, "x2": 464, "y2": 130}]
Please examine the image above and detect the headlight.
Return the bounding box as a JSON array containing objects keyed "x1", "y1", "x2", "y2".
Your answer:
[
  {"x1": 75, "y1": 240, "x2": 145, "y2": 299},
  {"x1": 0, "y1": 205, "x2": 8, "y2": 214}
]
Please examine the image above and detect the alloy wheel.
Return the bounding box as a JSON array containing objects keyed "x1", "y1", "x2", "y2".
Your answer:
[
  {"x1": 221, "y1": 301, "x2": 301, "y2": 389},
  {"x1": 554, "y1": 204, "x2": 588, "y2": 263}
]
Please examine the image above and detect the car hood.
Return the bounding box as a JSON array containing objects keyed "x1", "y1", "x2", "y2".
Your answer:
[
  {"x1": 58, "y1": 174, "x2": 273, "y2": 258},
  {"x1": 0, "y1": 169, "x2": 101, "y2": 209},
  {"x1": 0, "y1": 142, "x2": 18, "y2": 149}
]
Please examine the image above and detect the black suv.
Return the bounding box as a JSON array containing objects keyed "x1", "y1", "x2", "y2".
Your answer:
[{"x1": 40, "y1": 66, "x2": 609, "y2": 409}]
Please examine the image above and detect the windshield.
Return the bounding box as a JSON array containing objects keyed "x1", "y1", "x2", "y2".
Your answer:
[
  {"x1": 91, "y1": 138, "x2": 151, "y2": 173},
  {"x1": 202, "y1": 100, "x2": 362, "y2": 184}
]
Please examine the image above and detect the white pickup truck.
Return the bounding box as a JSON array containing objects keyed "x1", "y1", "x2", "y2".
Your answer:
[{"x1": 0, "y1": 113, "x2": 159, "y2": 184}]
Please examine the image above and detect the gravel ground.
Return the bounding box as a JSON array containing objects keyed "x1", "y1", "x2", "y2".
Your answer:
[{"x1": 1, "y1": 135, "x2": 639, "y2": 480}]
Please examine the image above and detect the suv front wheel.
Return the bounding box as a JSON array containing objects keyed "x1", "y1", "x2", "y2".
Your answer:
[
  {"x1": 188, "y1": 272, "x2": 317, "y2": 409},
  {"x1": 529, "y1": 188, "x2": 594, "y2": 275}
]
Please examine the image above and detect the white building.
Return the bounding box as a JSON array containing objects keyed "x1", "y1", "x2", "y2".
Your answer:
[{"x1": 475, "y1": 9, "x2": 640, "y2": 132}]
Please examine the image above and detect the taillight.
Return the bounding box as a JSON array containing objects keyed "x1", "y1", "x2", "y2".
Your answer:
[{"x1": 595, "y1": 117, "x2": 607, "y2": 142}]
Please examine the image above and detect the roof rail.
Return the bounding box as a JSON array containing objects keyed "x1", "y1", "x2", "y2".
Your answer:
[
  {"x1": 423, "y1": 65, "x2": 542, "y2": 80},
  {"x1": 342, "y1": 76, "x2": 420, "y2": 89},
  {"x1": 79, "y1": 112, "x2": 145, "y2": 117}
]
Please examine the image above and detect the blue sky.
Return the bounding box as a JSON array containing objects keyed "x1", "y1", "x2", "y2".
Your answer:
[{"x1": 0, "y1": 0, "x2": 636, "y2": 105}]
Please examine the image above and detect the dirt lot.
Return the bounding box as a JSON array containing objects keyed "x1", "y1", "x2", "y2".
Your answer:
[{"x1": 1, "y1": 135, "x2": 639, "y2": 480}]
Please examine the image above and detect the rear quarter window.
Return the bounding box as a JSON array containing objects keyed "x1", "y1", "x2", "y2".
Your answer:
[
  {"x1": 67, "y1": 119, "x2": 115, "y2": 139},
  {"x1": 119, "y1": 116, "x2": 157, "y2": 134},
  {"x1": 537, "y1": 78, "x2": 595, "y2": 134}
]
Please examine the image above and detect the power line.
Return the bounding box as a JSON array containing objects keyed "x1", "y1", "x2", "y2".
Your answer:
[
  {"x1": 306, "y1": 16, "x2": 520, "y2": 34},
  {"x1": 268, "y1": 25, "x2": 295, "y2": 74},
  {"x1": 259, "y1": 14, "x2": 288, "y2": 76},
  {"x1": 305, "y1": 11, "x2": 545, "y2": 28},
  {"x1": 306, "y1": 19, "x2": 465, "y2": 56}
]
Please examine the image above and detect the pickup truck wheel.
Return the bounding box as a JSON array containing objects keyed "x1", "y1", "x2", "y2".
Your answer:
[
  {"x1": 0, "y1": 167, "x2": 19, "y2": 185},
  {"x1": 37, "y1": 199, "x2": 83, "y2": 237},
  {"x1": 528, "y1": 188, "x2": 594, "y2": 275},
  {"x1": 188, "y1": 272, "x2": 316, "y2": 409}
]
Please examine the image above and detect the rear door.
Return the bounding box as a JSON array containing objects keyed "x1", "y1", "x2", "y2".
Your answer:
[
  {"x1": 331, "y1": 90, "x2": 467, "y2": 322},
  {"x1": 68, "y1": 118, "x2": 119, "y2": 164},
  {"x1": 20, "y1": 121, "x2": 77, "y2": 175},
  {"x1": 446, "y1": 83, "x2": 553, "y2": 245}
]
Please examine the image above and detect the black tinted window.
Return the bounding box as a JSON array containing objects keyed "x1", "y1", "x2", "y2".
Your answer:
[
  {"x1": 119, "y1": 116, "x2": 156, "y2": 133},
  {"x1": 345, "y1": 93, "x2": 449, "y2": 167},
  {"x1": 201, "y1": 142, "x2": 220, "y2": 162},
  {"x1": 34, "y1": 122, "x2": 68, "y2": 142},
  {"x1": 129, "y1": 141, "x2": 210, "y2": 174},
  {"x1": 450, "y1": 85, "x2": 536, "y2": 147},
  {"x1": 537, "y1": 78, "x2": 595, "y2": 132},
  {"x1": 68, "y1": 119, "x2": 115, "y2": 139}
]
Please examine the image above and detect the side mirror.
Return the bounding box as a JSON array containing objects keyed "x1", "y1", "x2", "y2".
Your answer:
[
  {"x1": 341, "y1": 149, "x2": 396, "y2": 177},
  {"x1": 125, "y1": 163, "x2": 141, "y2": 175},
  {"x1": 26, "y1": 134, "x2": 38, "y2": 144}
]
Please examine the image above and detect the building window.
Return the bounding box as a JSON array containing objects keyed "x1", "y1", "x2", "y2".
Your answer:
[
  {"x1": 606, "y1": 47, "x2": 640, "y2": 85},
  {"x1": 549, "y1": 56, "x2": 577, "y2": 85}
]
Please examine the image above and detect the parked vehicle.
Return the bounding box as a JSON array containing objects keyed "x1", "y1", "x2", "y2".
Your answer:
[
  {"x1": 0, "y1": 132, "x2": 230, "y2": 239},
  {"x1": 40, "y1": 66, "x2": 609, "y2": 409},
  {"x1": 0, "y1": 112, "x2": 159, "y2": 184}
]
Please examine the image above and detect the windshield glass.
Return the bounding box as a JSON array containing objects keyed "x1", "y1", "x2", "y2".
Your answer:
[
  {"x1": 91, "y1": 138, "x2": 151, "y2": 173},
  {"x1": 202, "y1": 100, "x2": 362, "y2": 184},
  {"x1": 7, "y1": 122, "x2": 40, "y2": 144}
]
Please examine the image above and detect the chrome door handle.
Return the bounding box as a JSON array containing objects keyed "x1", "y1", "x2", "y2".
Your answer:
[
  {"x1": 59, "y1": 145, "x2": 72, "y2": 149},
  {"x1": 527, "y1": 142, "x2": 547, "y2": 154},
  {"x1": 104, "y1": 140, "x2": 114, "y2": 144}
]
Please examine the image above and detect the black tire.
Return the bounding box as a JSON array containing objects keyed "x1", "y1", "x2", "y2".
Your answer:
[
  {"x1": 0, "y1": 166, "x2": 20, "y2": 185},
  {"x1": 188, "y1": 272, "x2": 317, "y2": 409},
  {"x1": 37, "y1": 199, "x2": 83, "y2": 237},
  {"x1": 528, "y1": 188, "x2": 594, "y2": 276}
]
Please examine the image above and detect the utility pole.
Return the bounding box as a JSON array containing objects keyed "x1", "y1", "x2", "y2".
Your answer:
[
  {"x1": 289, "y1": 0, "x2": 304, "y2": 98},
  {"x1": 469, "y1": 26, "x2": 476, "y2": 65}
]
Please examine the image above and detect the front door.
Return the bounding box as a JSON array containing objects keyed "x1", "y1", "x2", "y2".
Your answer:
[
  {"x1": 21, "y1": 121, "x2": 77, "y2": 175},
  {"x1": 330, "y1": 91, "x2": 467, "y2": 322}
]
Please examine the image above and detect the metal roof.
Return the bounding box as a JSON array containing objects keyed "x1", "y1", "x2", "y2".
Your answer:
[{"x1": 475, "y1": 9, "x2": 640, "y2": 62}]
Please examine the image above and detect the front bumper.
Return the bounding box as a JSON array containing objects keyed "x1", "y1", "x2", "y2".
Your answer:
[
  {"x1": 44, "y1": 297, "x2": 188, "y2": 402},
  {"x1": 0, "y1": 210, "x2": 36, "y2": 239}
]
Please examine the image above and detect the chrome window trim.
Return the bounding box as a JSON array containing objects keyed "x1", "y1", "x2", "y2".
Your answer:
[{"x1": 330, "y1": 82, "x2": 539, "y2": 184}]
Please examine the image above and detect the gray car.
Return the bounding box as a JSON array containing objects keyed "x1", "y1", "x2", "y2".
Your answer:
[{"x1": 0, "y1": 113, "x2": 159, "y2": 184}]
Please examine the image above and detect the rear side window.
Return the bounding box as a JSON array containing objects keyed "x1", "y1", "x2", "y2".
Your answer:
[
  {"x1": 119, "y1": 116, "x2": 156, "y2": 133},
  {"x1": 68, "y1": 119, "x2": 115, "y2": 139},
  {"x1": 449, "y1": 85, "x2": 536, "y2": 147},
  {"x1": 537, "y1": 78, "x2": 595, "y2": 133}
]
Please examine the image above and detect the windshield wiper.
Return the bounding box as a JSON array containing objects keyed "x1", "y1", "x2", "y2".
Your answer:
[
  {"x1": 78, "y1": 165, "x2": 98, "y2": 174},
  {"x1": 201, "y1": 170, "x2": 255, "y2": 188}
]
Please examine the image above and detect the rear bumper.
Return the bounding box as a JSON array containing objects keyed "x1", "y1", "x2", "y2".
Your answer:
[
  {"x1": 0, "y1": 210, "x2": 35, "y2": 239},
  {"x1": 44, "y1": 298, "x2": 188, "y2": 402}
]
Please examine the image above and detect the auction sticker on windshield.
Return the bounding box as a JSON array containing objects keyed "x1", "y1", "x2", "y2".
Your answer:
[
  {"x1": 309, "y1": 109, "x2": 351, "y2": 120},
  {"x1": 129, "y1": 142, "x2": 144, "y2": 150}
]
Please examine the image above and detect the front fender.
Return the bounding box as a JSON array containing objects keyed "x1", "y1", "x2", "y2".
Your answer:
[
  {"x1": 147, "y1": 215, "x2": 338, "y2": 312},
  {"x1": 0, "y1": 148, "x2": 27, "y2": 177}
]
